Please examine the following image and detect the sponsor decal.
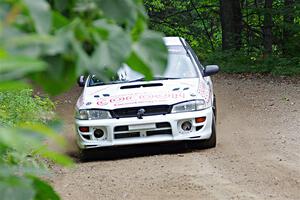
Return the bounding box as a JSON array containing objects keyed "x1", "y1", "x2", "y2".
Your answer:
[
  {"x1": 97, "y1": 92, "x2": 186, "y2": 107},
  {"x1": 197, "y1": 81, "x2": 210, "y2": 103},
  {"x1": 178, "y1": 81, "x2": 195, "y2": 87},
  {"x1": 77, "y1": 95, "x2": 84, "y2": 107},
  {"x1": 91, "y1": 86, "x2": 111, "y2": 94},
  {"x1": 97, "y1": 98, "x2": 109, "y2": 106}
]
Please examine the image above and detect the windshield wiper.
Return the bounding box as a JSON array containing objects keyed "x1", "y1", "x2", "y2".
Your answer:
[
  {"x1": 89, "y1": 80, "x2": 125, "y2": 86},
  {"x1": 128, "y1": 77, "x2": 145, "y2": 82},
  {"x1": 153, "y1": 77, "x2": 180, "y2": 80},
  {"x1": 129, "y1": 77, "x2": 179, "y2": 82},
  {"x1": 90, "y1": 77, "x2": 180, "y2": 86}
]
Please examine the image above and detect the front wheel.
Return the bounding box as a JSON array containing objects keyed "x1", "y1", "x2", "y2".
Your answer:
[
  {"x1": 78, "y1": 148, "x2": 100, "y2": 161},
  {"x1": 188, "y1": 114, "x2": 216, "y2": 149},
  {"x1": 201, "y1": 114, "x2": 216, "y2": 148},
  {"x1": 213, "y1": 94, "x2": 217, "y2": 121}
]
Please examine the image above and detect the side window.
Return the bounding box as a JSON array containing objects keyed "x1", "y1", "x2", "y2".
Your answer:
[{"x1": 186, "y1": 43, "x2": 204, "y2": 75}]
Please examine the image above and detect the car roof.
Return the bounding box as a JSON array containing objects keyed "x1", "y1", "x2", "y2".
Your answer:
[{"x1": 163, "y1": 37, "x2": 187, "y2": 47}]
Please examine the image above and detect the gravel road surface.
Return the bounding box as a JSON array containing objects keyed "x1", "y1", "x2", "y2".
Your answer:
[{"x1": 50, "y1": 74, "x2": 300, "y2": 200}]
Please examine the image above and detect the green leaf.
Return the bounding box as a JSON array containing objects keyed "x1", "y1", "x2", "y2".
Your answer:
[
  {"x1": 0, "y1": 165, "x2": 48, "y2": 178},
  {"x1": 53, "y1": 0, "x2": 71, "y2": 12},
  {"x1": 0, "y1": 127, "x2": 73, "y2": 166},
  {"x1": 5, "y1": 34, "x2": 61, "y2": 57},
  {"x1": 30, "y1": 55, "x2": 77, "y2": 95},
  {"x1": 37, "y1": 147, "x2": 73, "y2": 166},
  {"x1": 71, "y1": 39, "x2": 90, "y2": 76},
  {"x1": 52, "y1": 11, "x2": 69, "y2": 30},
  {"x1": 19, "y1": 123, "x2": 66, "y2": 147},
  {"x1": 0, "y1": 81, "x2": 30, "y2": 92},
  {"x1": 0, "y1": 56, "x2": 46, "y2": 81},
  {"x1": 126, "y1": 30, "x2": 168, "y2": 79},
  {"x1": 29, "y1": 176, "x2": 60, "y2": 200},
  {"x1": 131, "y1": 17, "x2": 146, "y2": 42},
  {"x1": 0, "y1": 175, "x2": 35, "y2": 200},
  {"x1": 132, "y1": 0, "x2": 148, "y2": 20},
  {"x1": 23, "y1": 0, "x2": 52, "y2": 34},
  {"x1": 90, "y1": 21, "x2": 132, "y2": 75},
  {"x1": 0, "y1": 128, "x2": 40, "y2": 153},
  {"x1": 127, "y1": 51, "x2": 153, "y2": 78},
  {"x1": 96, "y1": 0, "x2": 138, "y2": 28},
  {"x1": 7, "y1": 34, "x2": 54, "y2": 47}
]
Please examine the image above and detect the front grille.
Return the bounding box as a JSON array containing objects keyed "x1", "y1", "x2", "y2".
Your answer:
[
  {"x1": 114, "y1": 123, "x2": 171, "y2": 133},
  {"x1": 114, "y1": 132, "x2": 140, "y2": 139},
  {"x1": 146, "y1": 129, "x2": 172, "y2": 136},
  {"x1": 196, "y1": 126, "x2": 203, "y2": 131},
  {"x1": 110, "y1": 105, "x2": 171, "y2": 118},
  {"x1": 114, "y1": 126, "x2": 129, "y2": 132},
  {"x1": 114, "y1": 122, "x2": 172, "y2": 139},
  {"x1": 82, "y1": 135, "x2": 90, "y2": 140},
  {"x1": 156, "y1": 122, "x2": 171, "y2": 128}
]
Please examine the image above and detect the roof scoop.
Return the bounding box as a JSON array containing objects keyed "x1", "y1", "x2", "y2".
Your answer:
[{"x1": 120, "y1": 83, "x2": 163, "y2": 89}]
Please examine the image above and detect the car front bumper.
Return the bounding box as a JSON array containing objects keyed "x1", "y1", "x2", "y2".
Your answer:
[{"x1": 75, "y1": 107, "x2": 213, "y2": 149}]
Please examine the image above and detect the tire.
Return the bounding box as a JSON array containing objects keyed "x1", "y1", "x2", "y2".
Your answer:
[
  {"x1": 213, "y1": 94, "x2": 217, "y2": 121},
  {"x1": 78, "y1": 148, "x2": 98, "y2": 161},
  {"x1": 188, "y1": 113, "x2": 217, "y2": 149},
  {"x1": 201, "y1": 114, "x2": 216, "y2": 148}
]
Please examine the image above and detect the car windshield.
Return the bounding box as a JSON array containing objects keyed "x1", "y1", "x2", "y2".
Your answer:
[{"x1": 89, "y1": 45, "x2": 198, "y2": 86}]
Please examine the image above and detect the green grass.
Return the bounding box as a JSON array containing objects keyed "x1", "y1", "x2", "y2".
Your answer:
[{"x1": 0, "y1": 89, "x2": 55, "y2": 127}]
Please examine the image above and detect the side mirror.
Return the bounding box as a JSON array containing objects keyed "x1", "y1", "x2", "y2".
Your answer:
[
  {"x1": 77, "y1": 76, "x2": 86, "y2": 87},
  {"x1": 203, "y1": 65, "x2": 219, "y2": 77}
]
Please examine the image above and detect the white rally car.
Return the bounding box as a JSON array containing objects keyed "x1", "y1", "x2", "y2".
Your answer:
[{"x1": 75, "y1": 37, "x2": 219, "y2": 151}]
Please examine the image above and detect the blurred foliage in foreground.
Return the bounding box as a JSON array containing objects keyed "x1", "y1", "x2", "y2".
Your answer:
[{"x1": 0, "y1": 0, "x2": 168, "y2": 199}]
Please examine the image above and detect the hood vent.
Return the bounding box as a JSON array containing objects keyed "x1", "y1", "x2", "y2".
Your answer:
[{"x1": 120, "y1": 83, "x2": 163, "y2": 89}]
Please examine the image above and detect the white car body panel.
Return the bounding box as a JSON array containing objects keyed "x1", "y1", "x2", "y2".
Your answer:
[
  {"x1": 75, "y1": 108, "x2": 213, "y2": 149},
  {"x1": 77, "y1": 78, "x2": 211, "y2": 110}
]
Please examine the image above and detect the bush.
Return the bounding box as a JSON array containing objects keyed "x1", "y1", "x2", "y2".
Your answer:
[
  {"x1": 205, "y1": 50, "x2": 300, "y2": 76},
  {"x1": 0, "y1": 89, "x2": 55, "y2": 127}
]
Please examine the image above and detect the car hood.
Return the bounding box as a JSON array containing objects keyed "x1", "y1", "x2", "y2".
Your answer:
[{"x1": 77, "y1": 78, "x2": 210, "y2": 110}]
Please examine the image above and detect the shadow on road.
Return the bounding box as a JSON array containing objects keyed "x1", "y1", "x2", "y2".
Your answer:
[{"x1": 69, "y1": 142, "x2": 205, "y2": 162}]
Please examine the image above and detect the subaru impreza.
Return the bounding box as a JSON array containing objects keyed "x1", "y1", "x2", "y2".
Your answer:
[{"x1": 75, "y1": 37, "x2": 219, "y2": 151}]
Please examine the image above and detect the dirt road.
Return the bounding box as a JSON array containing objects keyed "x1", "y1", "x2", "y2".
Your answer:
[{"x1": 50, "y1": 74, "x2": 300, "y2": 200}]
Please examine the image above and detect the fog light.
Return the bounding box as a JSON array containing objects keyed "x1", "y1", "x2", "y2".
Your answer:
[
  {"x1": 79, "y1": 126, "x2": 89, "y2": 132},
  {"x1": 94, "y1": 129, "x2": 104, "y2": 138},
  {"x1": 195, "y1": 117, "x2": 206, "y2": 123},
  {"x1": 181, "y1": 121, "x2": 192, "y2": 131}
]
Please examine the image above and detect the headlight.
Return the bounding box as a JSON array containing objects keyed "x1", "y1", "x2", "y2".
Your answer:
[
  {"x1": 171, "y1": 100, "x2": 207, "y2": 113},
  {"x1": 75, "y1": 109, "x2": 112, "y2": 120}
]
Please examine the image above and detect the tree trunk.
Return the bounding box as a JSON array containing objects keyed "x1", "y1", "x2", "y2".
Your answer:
[
  {"x1": 220, "y1": 0, "x2": 243, "y2": 50},
  {"x1": 263, "y1": 0, "x2": 273, "y2": 57},
  {"x1": 283, "y1": 0, "x2": 295, "y2": 55}
]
